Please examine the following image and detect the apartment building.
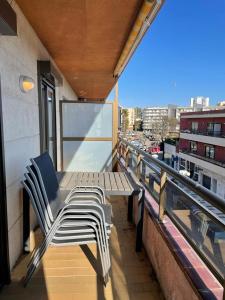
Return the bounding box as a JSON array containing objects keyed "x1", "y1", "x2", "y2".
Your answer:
[
  {"x1": 127, "y1": 108, "x2": 135, "y2": 129},
  {"x1": 217, "y1": 101, "x2": 225, "y2": 107},
  {"x1": 178, "y1": 109, "x2": 225, "y2": 199},
  {"x1": 143, "y1": 106, "x2": 168, "y2": 130},
  {"x1": 122, "y1": 107, "x2": 142, "y2": 130},
  {"x1": 143, "y1": 97, "x2": 210, "y2": 132},
  {"x1": 190, "y1": 96, "x2": 209, "y2": 110}
]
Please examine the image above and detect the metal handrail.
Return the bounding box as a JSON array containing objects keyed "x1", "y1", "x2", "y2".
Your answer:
[
  {"x1": 120, "y1": 138, "x2": 225, "y2": 215},
  {"x1": 119, "y1": 137, "x2": 225, "y2": 284}
]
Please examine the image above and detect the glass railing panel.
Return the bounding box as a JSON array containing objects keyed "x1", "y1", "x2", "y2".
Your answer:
[
  {"x1": 119, "y1": 138, "x2": 225, "y2": 282},
  {"x1": 166, "y1": 180, "x2": 225, "y2": 279},
  {"x1": 129, "y1": 151, "x2": 138, "y2": 173},
  {"x1": 141, "y1": 159, "x2": 160, "y2": 202},
  {"x1": 63, "y1": 140, "x2": 112, "y2": 172}
]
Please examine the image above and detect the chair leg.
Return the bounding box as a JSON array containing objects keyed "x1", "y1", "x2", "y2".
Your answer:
[
  {"x1": 103, "y1": 273, "x2": 109, "y2": 286},
  {"x1": 23, "y1": 248, "x2": 43, "y2": 286},
  {"x1": 24, "y1": 235, "x2": 52, "y2": 286}
]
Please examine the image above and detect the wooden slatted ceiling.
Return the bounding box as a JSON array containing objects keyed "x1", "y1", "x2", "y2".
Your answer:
[{"x1": 16, "y1": 0, "x2": 146, "y2": 100}]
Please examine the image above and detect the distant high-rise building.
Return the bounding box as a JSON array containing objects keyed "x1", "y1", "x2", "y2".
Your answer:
[
  {"x1": 190, "y1": 96, "x2": 209, "y2": 111},
  {"x1": 217, "y1": 101, "x2": 225, "y2": 107}
]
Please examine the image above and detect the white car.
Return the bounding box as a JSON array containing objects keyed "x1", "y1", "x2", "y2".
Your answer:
[{"x1": 179, "y1": 169, "x2": 190, "y2": 177}]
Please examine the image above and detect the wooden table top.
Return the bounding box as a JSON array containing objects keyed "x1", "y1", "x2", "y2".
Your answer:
[{"x1": 57, "y1": 171, "x2": 139, "y2": 196}]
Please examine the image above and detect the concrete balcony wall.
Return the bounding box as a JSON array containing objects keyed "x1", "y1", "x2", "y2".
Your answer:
[
  {"x1": 142, "y1": 209, "x2": 199, "y2": 300},
  {"x1": 132, "y1": 194, "x2": 223, "y2": 300},
  {"x1": 0, "y1": 1, "x2": 77, "y2": 269},
  {"x1": 131, "y1": 196, "x2": 199, "y2": 300}
]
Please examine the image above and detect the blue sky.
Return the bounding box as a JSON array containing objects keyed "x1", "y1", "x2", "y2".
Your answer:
[{"x1": 108, "y1": 0, "x2": 225, "y2": 108}]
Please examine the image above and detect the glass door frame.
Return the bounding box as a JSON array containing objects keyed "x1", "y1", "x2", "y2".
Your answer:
[
  {"x1": 38, "y1": 76, "x2": 57, "y2": 168},
  {"x1": 0, "y1": 75, "x2": 10, "y2": 288}
]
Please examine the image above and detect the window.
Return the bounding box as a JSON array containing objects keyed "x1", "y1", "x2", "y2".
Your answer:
[
  {"x1": 207, "y1": 123, "x2": 221, "y2": 136},
  {"x1": 207, "y1": 123, "x2": 213, "y2": 133},
  {"x1": 205, "y1": 145, "x2": 215, "y2": 159},
  {"x1": 212, "y1": 178, "x2": 217, "y2": 193},
  {"x1": 202, "y1": 174, "x2": 211, "y2": 190},
  {"x1": 186, "y1": 161, "x2": 190, "y2": 171},
  {"x1": 179, "y1": 158, "x2": 186, "y2": 170},
  {"x1": 190, "y1": 141, "x2": 197, "y2": 153},
  {"x1": 191, "y1": 122, "x2": 198, "y2": 133}
]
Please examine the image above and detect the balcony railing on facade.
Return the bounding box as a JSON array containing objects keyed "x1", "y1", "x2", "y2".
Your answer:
[
  {"x1": 181, "y1": 129, "x2": 225, "y2": 138},
  {"x1": 118, "y1": 138, "x2": 225, "y2": 290},
  {"x1": 179, "y1": 148, "x2": 225, "y2": 168}
]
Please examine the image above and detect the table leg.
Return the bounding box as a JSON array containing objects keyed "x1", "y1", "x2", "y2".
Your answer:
[
  {"x1": 136, "y1": 188, "x2": 145, "y2": 252},
  {"x1": 23, "y1": 187, "x2": 30, "y2": 253},
  {"x1": 127, "y1": 193, "x2": 134, "y2": 222}
]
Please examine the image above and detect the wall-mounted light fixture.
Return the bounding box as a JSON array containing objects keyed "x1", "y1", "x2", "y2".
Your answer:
[{"x1": 19, "y1": 75, "x2": 35, "y2": 93}]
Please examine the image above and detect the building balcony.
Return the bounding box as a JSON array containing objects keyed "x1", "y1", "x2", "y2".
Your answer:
[
  {"x1": 179, "y1": 148, "x2": 225, "y2": 168},
  {"x1": 180, "y1": 131, "x2": 225, "y2": 147},
  {"x1": 1, "y1": 1, "x2": 225, "y2": 299},
  {"x1": 179, "y1": 148, "x2": 225, "y2": 178},
  {"x1": 1, "y1": 139, "x2": 225, "y2": 300},
  {"x1": 181, "y1": 129, "x2": 225, "y2": 138}
]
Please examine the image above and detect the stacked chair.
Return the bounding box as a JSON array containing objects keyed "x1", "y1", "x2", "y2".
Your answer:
[{"x1": 22, "y1": 152, "x2": 112, "y2": 286}]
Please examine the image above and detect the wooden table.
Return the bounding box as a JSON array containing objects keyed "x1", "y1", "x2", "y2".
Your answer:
[
  {"x1": 23, "y1": 171, "x2": 144, "y2": 252},
  {"x1": 57, "y1": 171, "x2": 137, "y2": 196}
]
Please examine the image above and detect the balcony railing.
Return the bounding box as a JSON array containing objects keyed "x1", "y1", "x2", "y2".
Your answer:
[
  {"x1": 118, "y1": 138, "x2": 225, "y2": 287},
  {"x1": 179, "y1": 148, "x2": 225, "y2": 168},
  {"x1": 181, "y1": 129, "x2": 225, "y2": 138}
]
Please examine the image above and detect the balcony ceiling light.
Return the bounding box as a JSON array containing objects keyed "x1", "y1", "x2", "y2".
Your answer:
[{"x1": 19, "y1": 75, "x2": 35, "y2": 93}]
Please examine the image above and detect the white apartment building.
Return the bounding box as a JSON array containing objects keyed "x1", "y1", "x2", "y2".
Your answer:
[
  {"x1": 143, "y1": 97, "x2": 210, "y2": 132},
  {"x1": 143, "y1": 107, "x2": 168, "y2": 130}
]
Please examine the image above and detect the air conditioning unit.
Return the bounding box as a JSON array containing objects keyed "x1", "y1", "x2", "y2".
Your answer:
[{"x1": 0, "y1": 0, "x2": 17, "y2": 36}]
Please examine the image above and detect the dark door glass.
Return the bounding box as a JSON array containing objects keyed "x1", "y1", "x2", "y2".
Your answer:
[
  {"x1": 41, "y1": 81, "x2": 57, "y2": 166},
  {"x1": 202, "y1": 175, "x2": 211, "y2": 190}
]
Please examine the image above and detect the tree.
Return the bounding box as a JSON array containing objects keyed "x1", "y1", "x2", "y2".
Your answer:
[
  {"x1": 152, "y1": 116, "x2": 169, "y2": 141},
  {"x1": 134, "y1": 119, "x2": 143, "y2": 131},
  {"x1": 168, "y1": 117, "x2": 179, "y2": 132},
  {"x1": 122, "y1": 109, "x2": 129, "y2": 134}
]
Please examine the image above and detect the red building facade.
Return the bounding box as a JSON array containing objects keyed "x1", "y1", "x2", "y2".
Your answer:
[{"x1": 178, "y1": 109, "x2": 225, "y2": 197}]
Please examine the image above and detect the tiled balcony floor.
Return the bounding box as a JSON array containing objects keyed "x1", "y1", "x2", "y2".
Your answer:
[{"x1": 0, "y1": 196, "x2": 164, "y2": 300}]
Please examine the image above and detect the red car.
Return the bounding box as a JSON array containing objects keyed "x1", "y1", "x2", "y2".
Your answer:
[{"x1": 147, "y1": 146, "x2": 160, "y2": 154}]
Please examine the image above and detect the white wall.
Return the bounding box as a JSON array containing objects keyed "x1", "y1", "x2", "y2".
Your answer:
[
  {"x1": 178, "y1": 152, "x2": 225, "y2": 178},
  {"x1": 178, "y1": 154, "x2": 225, "y2": 199},
  {"x1": 199, "y1": 169, "x2": 225, "y2": 200},
  {"x1": 164, "y1": 143, "x2": 176, "y2": 156},
  {"x1": 0, "y1": 1, "x2": 77, "y2": 269}
]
